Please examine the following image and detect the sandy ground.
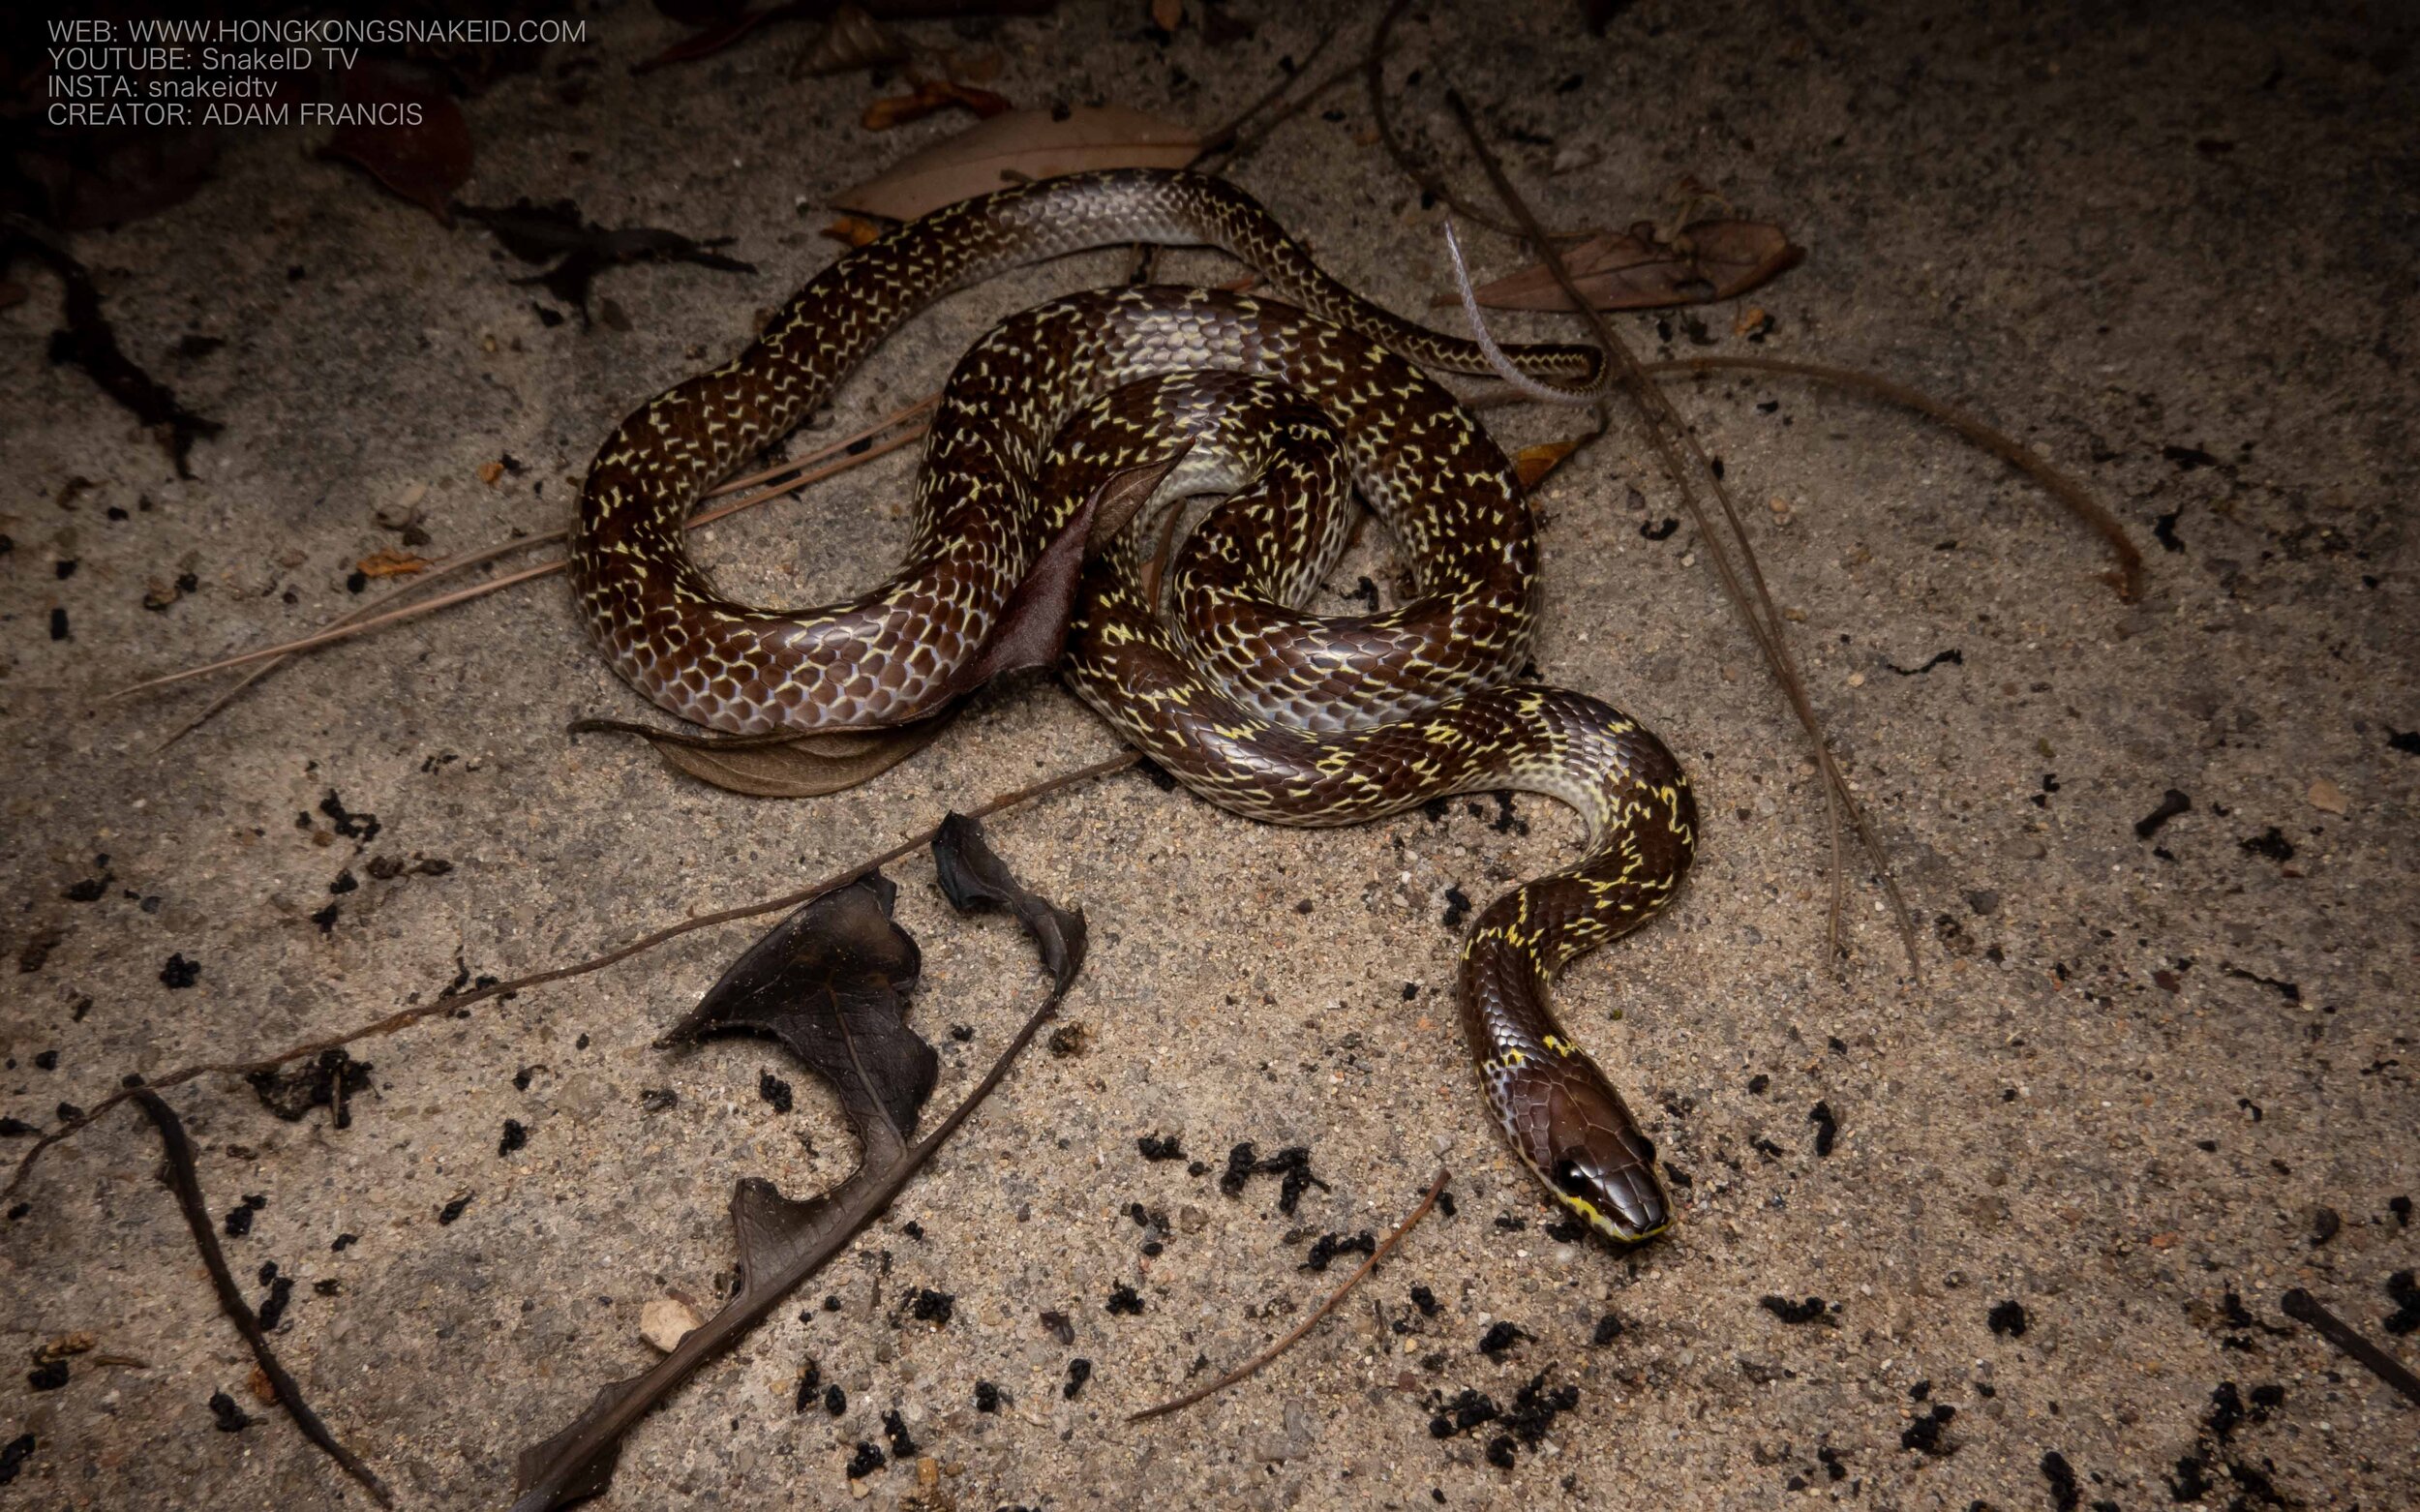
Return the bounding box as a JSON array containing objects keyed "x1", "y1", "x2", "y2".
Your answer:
[{"x1": 4, "y1": 2, "x2": 2416, "y2": 1508}]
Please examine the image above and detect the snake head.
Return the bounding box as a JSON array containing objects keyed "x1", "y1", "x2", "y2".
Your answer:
[{"x1": 1530, "y1": 1067, "x2": 1669, "y2": 1244}]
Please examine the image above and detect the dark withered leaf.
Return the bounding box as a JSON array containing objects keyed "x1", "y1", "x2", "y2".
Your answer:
[
  {"x1": 11, "y1": 231, "x2": 221, "y2": 476},
  {"x1": 456, "y1": 198, "x2": 754, "y2": 319},
  {"x1": 660, "y1": 872, "x2": 934, "y2": 1150},
  {"x1": 570, "y1": 714, "x2": 952, "y2": 798},
  {"x1": 934, "y1": 813, "x2": 1085, "y2": 991},
  {"x1": 923, "y1": 447, "x2": 1186, "y2": 711},
  {"x1": 511, "y1": 817, "x2": 1083, "y2": 1512},
  {"x1": 633, "y1": 2, "x2": 800, "y2": 73},
  {"x1": 318, "y1": 64, "x2": 472, "y2": 226}
]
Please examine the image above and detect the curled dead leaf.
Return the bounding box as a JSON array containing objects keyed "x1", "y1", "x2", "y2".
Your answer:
[
  {"x1": 35, "y1": 1332, "x2": 96, "y2": 1364},
  {"x1": 833, "y1": 105, "x2": 1202, "y2": 223},
  {"x1": 354, "y1": 549, "x2": 433, "y2": 579},
  {"x1": 509, "y1": 820, "x2": 1083, "y2": 1512},
  {"x1": 1439, "y1": 219, "x2": 1803, "y2": 314},
  {"x1": 1513, "y1": 438, "x2": 1581, "y2": 490},
  {"x1": 823, "y1": 215, "x2": 884, "y2": 249},
  {"x1": 862, "y1": 78, "x2": 1013, "y2": 133},
  {"x1": 792, "y1": 6, "x2": 908, "y2": 77},
  {"x1": 570, "y1": 714, "x2": 952, "y2": 800}
]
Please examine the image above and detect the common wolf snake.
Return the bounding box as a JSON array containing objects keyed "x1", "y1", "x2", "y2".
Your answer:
[{"x1": 571, "y1": 169, "x2": 1696, "y2": 1242}]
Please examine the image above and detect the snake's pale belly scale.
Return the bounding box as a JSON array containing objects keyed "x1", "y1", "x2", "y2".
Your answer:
[{"x1": 572, "y1": 169, "x2": 1698, "y2": 1242}]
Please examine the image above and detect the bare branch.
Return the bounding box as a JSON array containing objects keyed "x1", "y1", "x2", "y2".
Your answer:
[
  {"x1": 1129, "y1": 1168, "x2": 1449, "y2": 1423},
  {"x1": 131, "y1": 1087, "x2": 392, "y2": 1504}
]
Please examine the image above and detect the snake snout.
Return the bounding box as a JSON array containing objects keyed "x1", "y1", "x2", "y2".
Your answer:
[
  {"x1": 1538, "y1": 1077, "x2": 1669, "y2": 1244},
  {"x1": 1549, "y1": 1141, "x2": 1669, "y2": 1244}
]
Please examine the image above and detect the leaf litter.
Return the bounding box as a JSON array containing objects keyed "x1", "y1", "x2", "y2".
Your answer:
[
  {"x1": 508, "y1": 813, "x2": 1084, "y2": 1512},
  {"x1": 455, "y1": 198, "x2": 756, "y2": 321}
]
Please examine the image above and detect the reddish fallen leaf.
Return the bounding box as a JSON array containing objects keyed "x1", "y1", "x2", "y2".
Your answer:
[
  {"x1": 635, "y1": 2, "x2": 797, "y2": 73},
  {"x1": 477, "y1": 461, "x2": 506, "y2": 486},
  {"x1": 14, "y1": 126, "x2": 222, "y2": 231},
  {"x1": 319, "y1": 65, "x2": 472, "y2": 226},
  {"x1": 862, "y1": 78, "x2": 1013, "y2": 132},
  {"x1": 1150, "y1": 0, "x2": 1183, "y2": 29},
  {"x1": 355, "y1": 550, "x2": 433, "y2": 579},
  {"x1": 1440, "y1": 220, "x2": 1803, "y2": 313},
  {"x1": 834, "y1": 105, "x2": 1202, "y2": 223},
  {"x1": 823, "y1": 216, "x2": 885, "y2": 248},
  {"x1": 1513, "y1": 438, "x2": 1581, "y2": 490}
]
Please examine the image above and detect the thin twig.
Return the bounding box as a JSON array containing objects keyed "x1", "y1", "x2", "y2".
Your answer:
[
  {"x1": 1129, "y1": 1168, "x2": 1449, "y2": 1423},
  {"x1": 6, "y1": 752, "x2": 1139, "y2": 1200},
  {"x1": 157, "y1": 529, "x2": 564, "y2": 750},
  {"x1": 111, "y1": 427, "x2": 926, "y2": 699},
  {"x1": 1472, "y1": 355, "x2": 2139, "y2": 600},
  {"x1": 1442, "y1": 89, "x2": 1924, "y2": 983},
  {"x1": 1645, "y1": 355, "x2": 2142, "y2": 602},
  {"x1": 701, "y1": 393, "x2": 937, "y2": 502},
  {"x1": 2281, "y1": 1288, "x2": 2420, "y2": 1407},
  {"x1": 131, "y1": 1087, "x2": 393, "y2": 1505},
  {"x1": 134, "y1": 398, "x2": 935, "y2": 724},
  {"x1": 1366, "y1": 1, "x2": 1525, "y2": 238},
  {"x1": 1191, "y1": 26, "x2": 1339, "y2": 170},
  {"x1": 1133, "y1": 30, "x2": 1358, "y2": 286}
]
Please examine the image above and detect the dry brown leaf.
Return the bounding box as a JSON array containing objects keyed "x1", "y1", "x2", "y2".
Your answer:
[
  {"x1": 582, "y1": 716, "x2": 953, "y2": 800},
  {"x1": 792, "y1": 6, "x2": 908, "y2": 78},
  {"x1": 355, "y1": 549, "x2": 432, "y2": 579},
  {"x1": 862, "y1": 79, "x2": 1013, "y2": 133},
  {"x1": 2308, "y1": 777, "x2": 2349, "y2": 815},
  {"x1": 477, "y1": 460, "x2": 505, "y2": 486},
  {"x1": 1150, "y1": 0, "x2": 1184, "y2": 30},
  {"x1": 318, "y1": 64, "x2": 471, "y2": 227},
  {"x1": 834, "y1": 106, "x2": 1202, "y2": 223},
  {"x1": 36, "y1": 1332, "x2": 96, "y2": 1363},
  {"x1": 823, "y1": 216, "x2": 884, "y2": 249},
  {"x1": 247, "y1": 1363, "x2": 278, "y2": 1404},
  {"x1": 1513, "y1": 438, "x2": 1580, "y2": 490},
  {"x1": 1440, "y1": 219, "x2": 1804, "y2": 313}
]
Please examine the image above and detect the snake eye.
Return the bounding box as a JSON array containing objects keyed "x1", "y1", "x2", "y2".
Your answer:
[{"x1": 1550, "y1": 1154, "x2": 1593, "y2": 1196}]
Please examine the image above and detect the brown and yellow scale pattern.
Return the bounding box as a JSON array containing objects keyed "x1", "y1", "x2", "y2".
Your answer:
[{"x1": 571, "y1": 170, "x2": 1697, "y2": 1241}]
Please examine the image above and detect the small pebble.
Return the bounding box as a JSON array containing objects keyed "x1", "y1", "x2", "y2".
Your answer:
[{"x1": 640, "y1": 1297, "x2": 703, "y2": 1352}]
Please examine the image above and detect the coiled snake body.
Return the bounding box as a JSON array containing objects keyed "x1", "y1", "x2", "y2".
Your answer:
[{"x1": 573, "y1": 170, "x2": 1696, "y2": 1242}]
